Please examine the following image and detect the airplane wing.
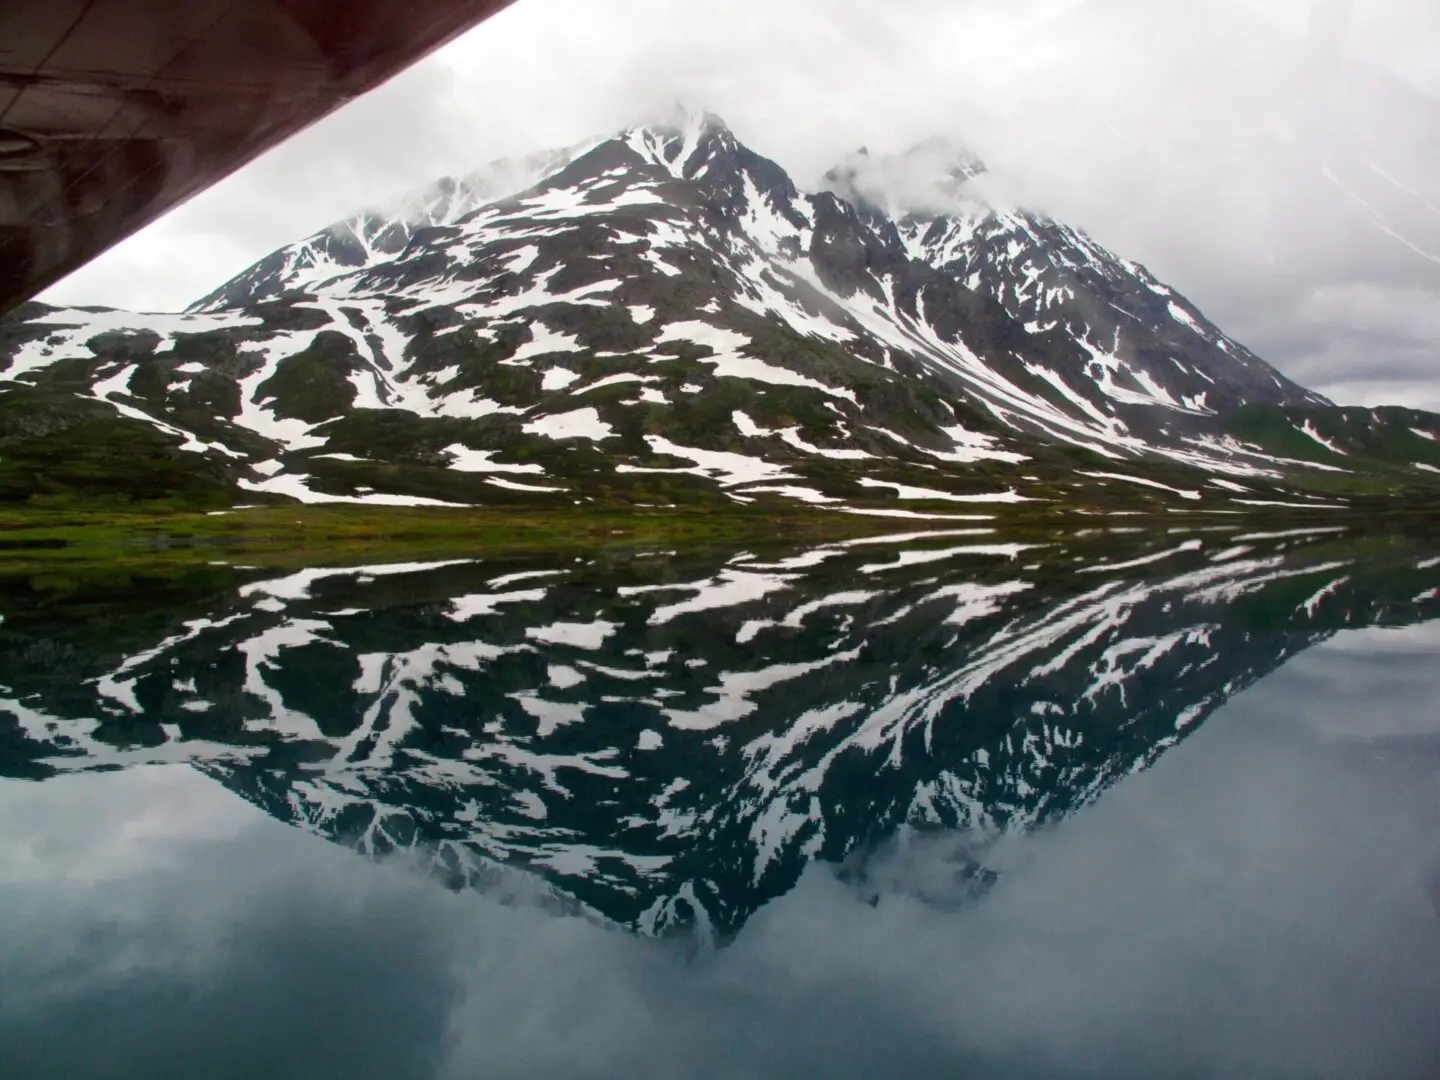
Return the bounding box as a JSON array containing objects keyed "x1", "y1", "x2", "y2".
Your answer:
[{"x1": 0, "y1": 0, "x2": 516, "y2": 312}]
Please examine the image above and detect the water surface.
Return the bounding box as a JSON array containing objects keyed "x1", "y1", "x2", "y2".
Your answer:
[{"x1": 3, "y1": 524, "x2": 1439, "y2": 1077}]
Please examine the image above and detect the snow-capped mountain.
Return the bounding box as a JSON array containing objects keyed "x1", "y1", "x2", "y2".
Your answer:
[
  {"x1": 3, "y1": 110, "x2": 1439, "y2": 512},
  {"x1": 3, "y1": 527, "x2": 1437, "y2": 936}
]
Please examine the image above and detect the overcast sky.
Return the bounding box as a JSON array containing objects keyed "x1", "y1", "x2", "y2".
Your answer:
[{"x1": 39, "y1": 0, "x2": 1440, "y2": 410}]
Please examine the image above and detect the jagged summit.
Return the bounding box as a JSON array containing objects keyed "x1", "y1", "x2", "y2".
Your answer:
[
  {"x1": 637, "y1": 102, "x2": 733, "y2": 143},
  {"x1": 2, "y1": 108, "x2": 1436, "y2": 513},
  {"x1": 620, "y1": 108, "x2": 749, "y2": 183}
]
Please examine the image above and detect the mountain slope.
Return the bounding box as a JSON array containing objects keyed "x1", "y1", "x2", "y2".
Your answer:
[
  {"x1": 828, "y1": 139, "x2": 1331, "y2": 421},
  {"x1": 2, "y1": 110, "x2": 1438, "y2": 513}
]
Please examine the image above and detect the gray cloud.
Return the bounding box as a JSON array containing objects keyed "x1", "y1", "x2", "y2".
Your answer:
[{"x1": 37, "y1": 0, "x2": 1440, "y2": 409}]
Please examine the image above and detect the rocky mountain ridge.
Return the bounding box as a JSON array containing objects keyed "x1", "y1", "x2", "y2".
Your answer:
[{"x1": 2, "y1": 109, "x2": 1438, "y2": 513}]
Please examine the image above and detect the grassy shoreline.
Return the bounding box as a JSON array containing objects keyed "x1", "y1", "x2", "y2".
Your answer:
[
  {"x1": 0, "y1": 503, "x2": 942, "y2": 573},
  {"x1": 1, "y1": 499, "x2": 1437, "y2": 576}
]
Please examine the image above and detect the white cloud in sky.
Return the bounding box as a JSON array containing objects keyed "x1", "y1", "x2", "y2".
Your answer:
[{"x1": 38, "y1": 0, "x2": 1440, "y2": 409}]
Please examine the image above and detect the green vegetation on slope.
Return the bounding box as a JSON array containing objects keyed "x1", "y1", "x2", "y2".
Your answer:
[{"x1": 0, "y1": 385, "x2": 238, "y2": 509}]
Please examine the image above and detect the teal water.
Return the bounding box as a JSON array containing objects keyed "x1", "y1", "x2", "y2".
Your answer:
[{"x1": 2, "y1": 524, "x2": 1439, "y2": 1077}]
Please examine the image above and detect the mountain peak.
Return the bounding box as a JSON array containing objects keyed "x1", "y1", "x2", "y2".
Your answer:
[
  {"x1": 645, "y1": 102, "x2": 732, "y2": 139},
  {"x1": 614, "y1": 105, "x2": 744, "y2": 182}
]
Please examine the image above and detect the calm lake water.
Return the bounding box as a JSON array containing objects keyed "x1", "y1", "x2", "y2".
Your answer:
[{"x1": 3, "y1": 523, "x2": 1440, "y2": 1078}]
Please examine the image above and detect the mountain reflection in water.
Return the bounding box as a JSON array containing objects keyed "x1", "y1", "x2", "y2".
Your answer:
[{"x1": 4, "y1": 523, "x2": 1438, "y2": 942}]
